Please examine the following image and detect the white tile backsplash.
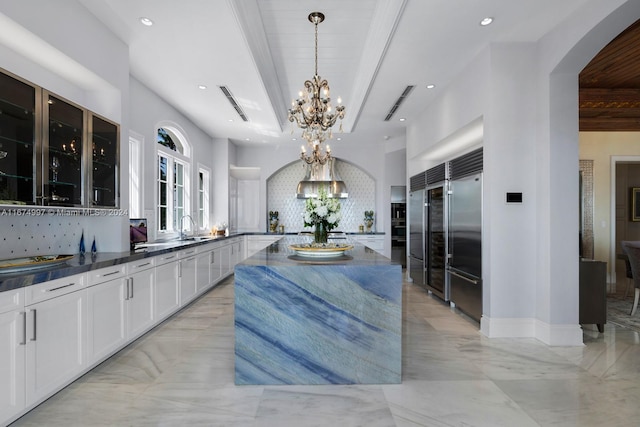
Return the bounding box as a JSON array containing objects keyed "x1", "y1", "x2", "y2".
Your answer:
[
  {"x1": 0, "y1": 211, "x2": 126, "y2": 259},
  {"x1": 267, "y1": 159, "x2": 376, "y2": 233}
]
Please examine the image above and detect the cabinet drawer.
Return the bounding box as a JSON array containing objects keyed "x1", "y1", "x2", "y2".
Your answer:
[
  {"x1": 127, "y1": 258, "x2": 155, "y2": 274},
  {"x1": 87, "y1": 264, "x2": 126, "y2": 287},
  {"x1": 25, "y1": 273, "x2": 85, "y2": 306},
  {"x1": 0, "y1": 288, "x2": 24, "y2": 314},
  {"x1": 179, "y1": 247, "x2": 198, "y2": 258},
  {"x1": 154, "y1": 253, "x2": 178, "y2": 266}
]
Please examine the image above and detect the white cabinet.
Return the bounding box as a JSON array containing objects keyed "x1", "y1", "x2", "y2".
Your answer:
[
  {"x1": 196, "y1": 250, "x2": 211, "y2": 294},
  {"x1": 126, "y1": 260, "x2": 155, "y2": 340},
  {"x1": 246, "y1": 235, "x2": 281, "y2": 257},
  {"x1": 179, "y1": 248, "x2": 198, "y2": 305},
  {"x1": 24, "y1": 274, "x2": 86, "y2": 406},
  {"x1": 210, "y1": 246, "x2": 222, "y2": 285},
  {"x1": 230, "y1": 237, "x2": 244, "y2": 269},
  {"x1": 219, "y1": 244, "x2": 232, "y2": 278},
  {"x1": 0, "y1": 289, "x2": 25, "y2": 423},
  {"x1": 351, "y1": 234, "x2": 385, "y2": 255},
  {"x1": 155, "y1": 253, "x2": 179, "y2": 322},
  {"x1": 86, "y1": 265, "x2": 127, "y2": 365}
]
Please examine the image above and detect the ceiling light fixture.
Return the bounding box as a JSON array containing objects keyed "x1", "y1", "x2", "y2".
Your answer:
[
  {"x1": 479, "y1": 17, "x2": 493, "y2": 26},
  {"x1": 139, "y1": 17, "x2": 154, "y2": 26},
  {"x1": 426, "y1": 84, "x2": 436, "y2": 89},
  {"x1": 198, "y1": 85, "x2": 207, "y2": 90},
  {"x1": 288, "y1": 12, "x2": 345, "y2": 166},
  {"x1": 399, "y1": 118, "x2": 406, "y2": 122}
]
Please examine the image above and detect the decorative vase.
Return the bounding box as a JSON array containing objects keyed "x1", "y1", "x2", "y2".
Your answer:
[
  {"x1": 314, "y1": 221, "x2": 328, "y2": 244},
  {"x1": 364, "y1": 219, "x2": 374, "y2": 233},
  {"x1": 269, "y1": 220, "x2": 279, "y2": 233}
]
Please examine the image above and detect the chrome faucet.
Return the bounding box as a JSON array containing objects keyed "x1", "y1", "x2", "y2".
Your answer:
[{"x1": 179, "y1": 214, "x2": 197, "y2": 240}]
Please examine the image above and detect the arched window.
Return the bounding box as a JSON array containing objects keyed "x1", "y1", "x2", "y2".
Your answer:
[{"x1": 156, "y1": 125, "x2": 191, "y2": 234}]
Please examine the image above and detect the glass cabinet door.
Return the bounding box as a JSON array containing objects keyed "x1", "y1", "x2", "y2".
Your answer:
[
  {"x1": 0, "y1": 72, "x2": 36, "y2": 204},
  {"x1": 45, "y1": 94, "x2": 84, "y2": 206},
  {"x1": 90, "y1": 115, "x2": 118, "y2": 207}
]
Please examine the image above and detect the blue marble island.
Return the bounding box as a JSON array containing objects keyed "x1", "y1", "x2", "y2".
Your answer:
[{"x1": 234, "y1": 237, "x2": 402, "y2": 385}]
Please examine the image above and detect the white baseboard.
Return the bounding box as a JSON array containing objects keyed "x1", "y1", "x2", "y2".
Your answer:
[{"x1": 481, "y1": 316, "x2": 584, "y2": 346}]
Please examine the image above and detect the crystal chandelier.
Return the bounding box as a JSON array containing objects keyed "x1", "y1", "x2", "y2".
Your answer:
[{"x1": 288, "y1": 12, "x2": 345, "y2": 164}]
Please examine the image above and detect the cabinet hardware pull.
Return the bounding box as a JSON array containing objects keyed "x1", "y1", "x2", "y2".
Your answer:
[
  {"x1": 45, "y1": 282, "x2": 76, "y2": 292},
  {"x1": 19, "y1": 311, "x2": 26, "y2": 345},
  {"x1": 31, "y1": 309, "x2": 37, "y2": 341},
  {"x1": 211, "y1": 252, "x2": 215, "y2": 264},
  {"x1": 103, "y1": 270, "x2": 120, "y2": 277},
  {"x1": 124, "y1": 278, "x2": 130, "y2": 300},
  {"x1": 130, "y1": 277, "x2": 134, "y2": 299},
  {"x1": 185, "y1": 250, "x2": 195, "y2": 255},
  {"x1": 136, "y1": 262, "x2": 152, "y2": 268},
  {"x1": 163, "y1": 256, "x2": 175, "y2": 261},
  {"x1": 447, "y1": 269, "x2": 480, "y2": 285},
  {"x1": 179, "y1": 262, "x2": 182, "y2": 278}
]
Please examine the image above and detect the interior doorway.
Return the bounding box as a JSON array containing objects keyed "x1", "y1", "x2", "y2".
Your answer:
[{"x1": 612, "y1": 158, "x2": 640, "y2": 293}]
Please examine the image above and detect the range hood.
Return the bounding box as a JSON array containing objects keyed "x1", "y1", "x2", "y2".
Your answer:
[{"x1": 296, "y1": 158, "x2": 348, "y2": 199}]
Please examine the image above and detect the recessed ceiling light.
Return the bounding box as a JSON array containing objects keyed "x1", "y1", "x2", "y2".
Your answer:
[
  {"x1": 399, "y1": 118, "x2": 406, "y2": 122},
  {"x1": 292, "y1": 138, "x2": 297, "y2": 141},
  {"x1": 336, "y1": 137, "x2": 342, "y2": 141},
  {"x1": 139, "y1": 17, "x2": 154, "y2": 26},
  {"x1": 245, "y1": 138, "x2": 250, "y2": 141},
  {"x1": 228, "y1": 119, "x2": 234, "y2": 122},
  {"x1": 479, "y1": 17, "x2": 493, "y2": 26},
  {"x1": 426, "y1": 84, "x2": 436, "y2": 89},
  {"x1": 198, "y1": 85, "x2": 207, "y2": 90}
]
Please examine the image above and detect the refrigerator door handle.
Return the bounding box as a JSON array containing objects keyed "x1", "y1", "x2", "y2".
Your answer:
[{"x1": 447, "y1": 267, "x2": 480, "y2": 285}]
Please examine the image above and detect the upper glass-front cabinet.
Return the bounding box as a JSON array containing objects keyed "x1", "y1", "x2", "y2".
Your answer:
[
  {"x1": 44, "y1": 94, "x2": 85, "y2": 206},
  {"x1": 90, "y1": 115, "x2": 119, "y2": 207},
  {"x1": 0, "y1": 69, "x2": 119, "y2": 208},
  {"x1": 0, "y1": 72, "x2": 37, "y2": 204}
]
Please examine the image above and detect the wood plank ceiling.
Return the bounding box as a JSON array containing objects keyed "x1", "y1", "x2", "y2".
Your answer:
[{"x1": 580, "y1": 19, "x2": 640, "y2": 131}]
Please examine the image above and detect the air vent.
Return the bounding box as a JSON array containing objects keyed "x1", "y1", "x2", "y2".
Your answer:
[
  {"x1": 410, "y1": 172, "x2": 426, "y2": 191},
  {"x1": 426, "y1": 163, "x2": 446, "y2": 185},
  {"x1": 219, "y1": 86, "x2": 249, "y2": 122},
  {"x1": 384, "y1": 85, "x2": 415, "y2": 121},
  {"x1": 449, "y1": 147, "x2": 483, "y2": 180}
]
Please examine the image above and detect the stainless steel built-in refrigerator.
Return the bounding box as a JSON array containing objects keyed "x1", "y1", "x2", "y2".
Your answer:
[
  {"x1": 447, "y1": 173, "x2": 482, "y2": 321},
  {"x1": 409, "y1": 189, "x2": 425, "y2": 287}
]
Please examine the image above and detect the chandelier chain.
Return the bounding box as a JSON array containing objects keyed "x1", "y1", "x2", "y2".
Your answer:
[{"x1": 288, "y1": 11, "x2": 345, "y2": 166}]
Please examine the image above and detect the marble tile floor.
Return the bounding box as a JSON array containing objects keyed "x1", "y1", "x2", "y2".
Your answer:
[{"x1": 11, "y1": 275, "x2": 640, "y2": 427}]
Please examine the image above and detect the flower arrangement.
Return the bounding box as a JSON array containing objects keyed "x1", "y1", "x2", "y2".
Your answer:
[
  {"x1": 303, "y1": 186, "x2": 341, "y2": 243},
  {"x1": 269, "y1": 210, "x2": 279, "y2": 233},
  {"x1": 364, "y1": 210, "x2": 374, "y2": 232}
]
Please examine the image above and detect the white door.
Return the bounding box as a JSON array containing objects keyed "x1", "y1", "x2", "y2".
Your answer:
[
  {"x1": 180, "y1": 255, "x2": 197, "y2": 305},
  {"x1": 220, "y1": 245, "x2": 231, "y2": 278},
  {"x1": 155, "y1": 260, "x2": 179, "y2": 321},
  {"x1": 25, "y1": 290, "x2": 86, "y2": 405},
  {"x1": 126, "y1": 268, "x2": 155, "y2": 340},
  {"x1": 86, "y1": 278, "x2": 126, "y2": 365},
  {"x1": 196, "y1": 251, "x2": 211, "y2": 293},
  {"x1": 210, "y1": 247, "x2": 222, "y2": 285},
  {"x1": 0, "y1": 309, "x2": 25, "y2": 422}
]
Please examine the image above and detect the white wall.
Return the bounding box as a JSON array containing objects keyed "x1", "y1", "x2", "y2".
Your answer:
[
  {"x1": 128, "y1": 78, "x2": 219, "y2": 242},
  {"x1": 405, "y1": 0, "x2": 638, "y2": 345},
  {"x1": 0, "y1": 1, "x2": 129, "y2": 255}
]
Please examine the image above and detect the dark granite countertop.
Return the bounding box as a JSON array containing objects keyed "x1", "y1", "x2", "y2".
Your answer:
[
  {"x1": 0, "y1": 231, "x2": 385, "y2": 293},
  {"x1": 0, "y1": 233, "x2": 250, "y2": 293}
]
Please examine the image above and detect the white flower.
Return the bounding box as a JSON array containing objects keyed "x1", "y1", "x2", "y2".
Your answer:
[{"x1": 303, "y1": 186, "x2": 342, "y2": 230}]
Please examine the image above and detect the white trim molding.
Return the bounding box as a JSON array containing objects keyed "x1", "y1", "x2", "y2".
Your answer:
[{"x1": 481, "y1": 316, "x2": 584, "y2": 346}]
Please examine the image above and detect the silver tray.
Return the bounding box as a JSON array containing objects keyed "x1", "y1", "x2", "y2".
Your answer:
[{"x1": 0, "y1": 255, "x2": 74, "y2": 274}]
